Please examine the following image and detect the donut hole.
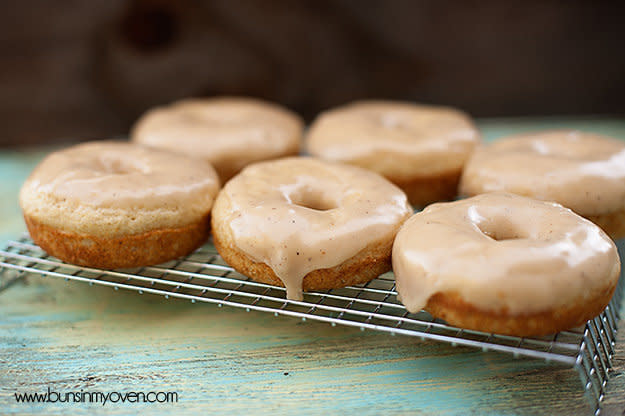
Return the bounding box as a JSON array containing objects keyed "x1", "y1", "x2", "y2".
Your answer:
[
  {"x1": 289, "y1": 188, "x2": 338, "y2": 211},
  {"x1": 476, "y1": 219, "x2": 527, "y2": 241}
]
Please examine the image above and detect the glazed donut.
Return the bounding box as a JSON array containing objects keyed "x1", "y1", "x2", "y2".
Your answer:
[
  {"x1": 131, "y1": 97, "x2": 304, "y2": 182},
  {"x1": 392, "y1": 192, "x2": 621, "y2": 337},
  {"x1": 211, "y1": 157, "x2": 412, "y2": 300},
  {"x1": 19, "y1": 141, "x2": 220, "y2": 269},
  {"x1": 460, "y1": 130, "x2": 625, "y2": 239},
  {"x1": 306, "y1": 100, "x2": 480, "y2": 206}
]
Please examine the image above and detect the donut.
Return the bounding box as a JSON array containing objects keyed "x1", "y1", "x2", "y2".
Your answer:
[
  {"x1": 131, "y1": 97, "x2": 304, "y2": 182},
  {"x1": 19, "y1": 141, "x2": 220, "y2": 269},
  {"x1": 392, "y1": 192, "x2": 621, "y2": 337},
  {"x1": 460, "y1": 130, "x2": 625, "y2": 239},
  {"x1": 306, "y1": 100, "x2": 480, "y2": 206},
  {"x1": 211, "y1": 157, "x2": 412, "y2": 300}
]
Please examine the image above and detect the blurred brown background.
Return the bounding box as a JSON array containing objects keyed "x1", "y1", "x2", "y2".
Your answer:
[{"x1": 1, "y1": 0, "x2": 624, "y2": 146}]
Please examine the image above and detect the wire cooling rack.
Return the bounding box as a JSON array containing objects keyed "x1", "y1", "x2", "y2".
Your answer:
[{"x1": 0, "y1": 235, "x2": 623, "y2": 415}]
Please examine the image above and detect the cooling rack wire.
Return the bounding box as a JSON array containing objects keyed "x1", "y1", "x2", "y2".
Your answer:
[{"x1": 1, "y1": 235, "x2": 623, "y2": 415}]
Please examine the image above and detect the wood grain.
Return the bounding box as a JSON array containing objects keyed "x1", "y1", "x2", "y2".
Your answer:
[{"x1": 0, "y1": 278, "x2": 591, "y2": 415}]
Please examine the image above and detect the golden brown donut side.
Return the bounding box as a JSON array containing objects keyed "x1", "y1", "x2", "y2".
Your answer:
[
  {"x1": 25, "y1": 214, "x2": 210, "y2": 269},
  {"x1": 425, "y1": 283, "x2": 617, "y2": 337},
  {"x1": 212, "y1": 214, "x2": 392, "y2": 291},
  {"x1": 392, "y1": 193, "x2": 621, "y2": 336}
]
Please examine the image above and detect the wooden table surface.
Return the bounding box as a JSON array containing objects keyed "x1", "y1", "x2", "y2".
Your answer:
[{"x1": 2, "y1": 119, "x2": 625, "y2": 415}]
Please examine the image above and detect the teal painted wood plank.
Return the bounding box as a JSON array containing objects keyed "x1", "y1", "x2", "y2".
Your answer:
[{"x1": 1, "y1": 278, "x2": 589, "y2": 415}]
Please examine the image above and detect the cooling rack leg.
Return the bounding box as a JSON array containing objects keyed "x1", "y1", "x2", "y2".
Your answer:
[{"x1": 574, "y1": 273, "x2": 625, "y2": 416}]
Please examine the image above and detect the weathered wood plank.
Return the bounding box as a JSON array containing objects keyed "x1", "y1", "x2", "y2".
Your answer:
[{"x1": 1, "y1": 277, "x2": 591, "y2": 415}]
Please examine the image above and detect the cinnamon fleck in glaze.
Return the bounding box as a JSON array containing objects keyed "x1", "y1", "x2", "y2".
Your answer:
[{"x1": 213, "y1": 157, "x2": 412, "y2": 300}]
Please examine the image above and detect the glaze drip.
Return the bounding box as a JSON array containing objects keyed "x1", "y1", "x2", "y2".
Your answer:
[{"x1": 218, "y1": 157, "x2": 412, "y2": 300}]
